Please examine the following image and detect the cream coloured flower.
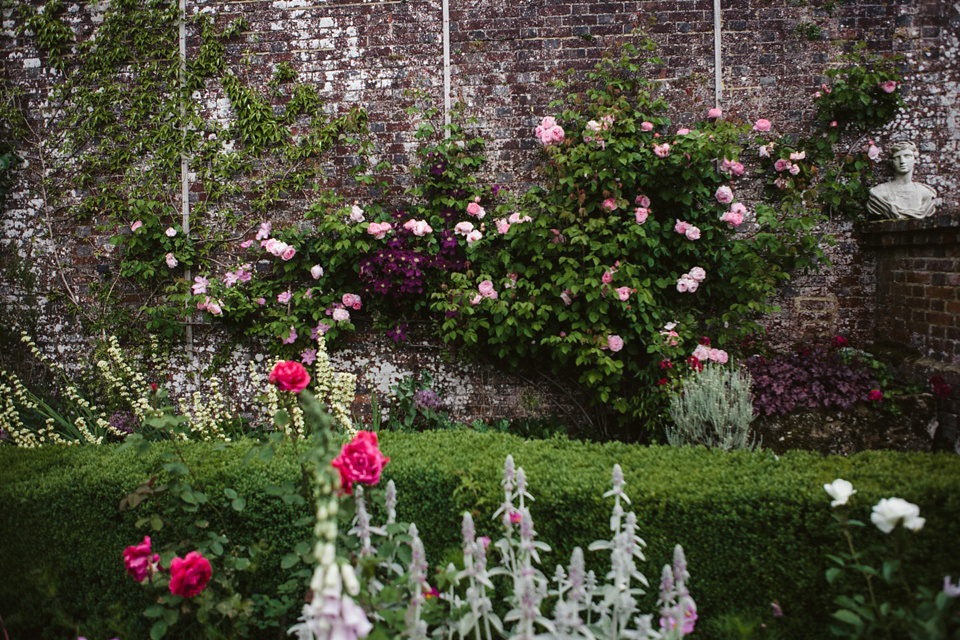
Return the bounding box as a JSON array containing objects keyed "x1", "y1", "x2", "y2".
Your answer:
[
  {"x1": 823, "y1": 479, "x2": 856, "y2": 507},
  {"x1": 870, "y1": 497, "x2": 924, "y2": 533}
]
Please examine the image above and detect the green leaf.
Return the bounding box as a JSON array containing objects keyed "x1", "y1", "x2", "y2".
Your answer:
[
  {"x1": 150, "y1": 620, "x2": 168, "y2": 640},
  {"x1": 832, "y1": 609, "x2": 863, "y2": 627},
  {"x1": 231, "y1": 497, "x2": 246, "y2": 512},
  {"x1": 281, "y1": 553, "x2": 300, "y2": 569}
]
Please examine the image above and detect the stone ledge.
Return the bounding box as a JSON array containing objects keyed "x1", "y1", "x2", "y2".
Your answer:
[{"x1": 857, "y1": 211, "x2": 960, "y2": 247}]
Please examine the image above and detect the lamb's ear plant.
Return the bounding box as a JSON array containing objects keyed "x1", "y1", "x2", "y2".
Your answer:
[{"x1": 822, "y1": 479, "x2": 960, "y2": 639}]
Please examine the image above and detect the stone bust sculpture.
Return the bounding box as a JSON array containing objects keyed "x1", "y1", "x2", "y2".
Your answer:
[{"x1": 867, "y1": 141, "x2": 940, "y2": 219}]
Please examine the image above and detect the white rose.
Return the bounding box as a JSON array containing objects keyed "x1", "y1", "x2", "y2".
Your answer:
[
  {"x1": 870, "y1": 497, "x2": 924, "y2": 534},
  {"x1": 823, "y1": 479, "x2": 856, "y2": 507},
  {"x1": 310, "y1": 265, "x2": 324, "y2": 279}
]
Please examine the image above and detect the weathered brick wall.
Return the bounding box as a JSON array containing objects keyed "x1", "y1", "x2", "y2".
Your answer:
[{"x1": 1, "y1": 0, "x2": 958, "y2": 423}]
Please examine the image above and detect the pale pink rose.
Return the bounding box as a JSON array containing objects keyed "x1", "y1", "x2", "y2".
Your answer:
[
  {"x1": 641, "y1": 121, "x2": 654, "y2": 132},
  {"x1": 280, "y1": 246, "x2": 296, "y2": 261},
  {"x1": 560, "y1": 291, "x2": 572, "y2": 306},
  {"x1": 508, "y1": 212, "x2": 532, "y2": 224},
  {"x1": 615, "y1": 286, "x2": 631, "y2": 301},
  {"x1": 881, "y1": 80, "x2": 897, "y2": 93},
  {"x1": 465, "y1": 230, "x2": 482, "y2": 245},
  {"x1": 707, "y1": 108, "x2": 722, "y2": 119},
  {"x1": 349, "y1": 204, "x2": 365, "y2": 223},
  {"x1": 710, "y1": 348, "x2": 729, "y2": 364},
  {"x1": 130, "y1": 220, "x2": 143, "y2": 232},
  {"x1": 636, "y1": 195, "x2": 651, "y2": 208},
  {"x1": 689, "y1": 266, "x2": 706, "y2": 281},
  {"x1": 684, "y1": 225, "x2": 701, "y2": 240},
  {"x1": 830, "y1": 121, "x2": 838, "y2": 127},
  {"x1": 715, "y1": 185, "x2": 734, "y2": 204},
  {"x1": 466, "y1": 202, "x2": 485, "y2": 218},
  {"x1": 539, "y1": 116, "x2": 557, "y2": 130},
  {"x1": 790, "y1": 151, "x2": 806, "y2": 161},
  {"x1": 720, "y1": 211, "x2": 744, "y2": 227},
  {"x1": 165, "y1": 253, "x2": 178, "y2": 268},
  {"x1": 367, "y1": 222, "x2": 392, "y2": 239},
  {"x1": 788, "y1": 163, "x2": 800, "y2": 175},
  {"x1": 413, "y1": 220, "x2": 432, "y2": 236},
  {"x1": 607, "y1": 335, "x2": 624, "y2": 352},
  {"x1": 454, "y1": 221, "x2": 474, "y2": 236},
  {"x1": 478, "y1": 280, "x2": 496, "y2": 297},
  {"x1": 676, "y1": 278, "x2": 689, "y2": 293},
  {"x1": 676, "y1": 128, "x2": 690, "y2": 135},
  {"x1": 549, "y1": 126, "x2": 565, "y2": 143},
  {"x1": 332, "y1": 308, "x2": 350, "y2": 322},
  {"x1": 403, "y1": 219, "x2": 417, "y2": 230},
  {"x1": 311, "y1": 265, "x2": 324, "y2": 279},
  {"x1": 206, "y1": 300, "x2": 222, "y2": 315},
  {"x1": 278, "y1": 291, "x2": 292, "y2": 304},
  {"x1": 602, "y1": 198, "x2": 617, "y2": 212},
  {"x1": 602, "y1": 271, "x2": 614, "y2": 284},
  {"x1": 730, "y1": 162, "x2": 745, "y2": 176},
  {"x1": 496, "y1": 219, "x2": 511, "y2": 234},
  {"x1": 774, "y1": 158, "x2": 791, "y2": 172},
  {"x1": 165, "y1": 227, "x2": 177, "y2": 237},
  {"x1": 256, "y1": 222, "x2": 271, "y2": 240},
  {"x1": 663, "y1": 330, "x2": 680, "y2": 346},
  {"x1": 692, "y1": 344, "x2": 712, "y2": 362},
  {"x1": 867, "y1": 144, "x2": 881, "y2": 161},
  {"x1": 601, "y1": 114, "x2": 614, "y2": 129},
  {"x1": 239, "y1": 239, "x2": 254, "y2": 249},
  {"x1": 654, "y1": 143, "x2": 671, "y2": 158},
  {"x1": 470, "y1": 294, "x2": 482, "y2": 306},
  {"x1": 687, "y1": 279, "x2": 699, "y2": 292},
  {"x1": 753, "y1": 118, "x2": 771, "y2": 132},
  {"x1": 758, "y1": 144, "x2": 771, "y2": 158},
  {"x1": 586, "y1": 120, "x2": 602, "y2": 133},
  {"x1": 635, "y1": 207, "x2": 649, "y2": 224},
  {"x1": 255, "y1": 297, "x2": 266, "y2": 305},
  {"x1": 730, "y1": 202, "x2": 747, "y2": 215}
]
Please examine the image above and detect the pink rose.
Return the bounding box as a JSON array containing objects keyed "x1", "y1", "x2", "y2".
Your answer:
[
  {"x1": 280, "y1": 246, "x2": 296, "y2": 261},
  {"x1": 881, "y1": 80, "x2": 897, "y2": 94},
  {"x1": 454, "y1": 221, "x2": 474, "y2": 236},
  {"x1": 478, "y1": 280, "x2": 496, "y2": 298},
  {"x1": 269, "y1": 361, "x2": 311, "y2": 393},
  {"x1": 331, "y1": 431, "x2": 390, "y2": 494},
  {"x1": 688, "y1": 266, "x2": 706, "y2": 282},
  {"x1": 758, "y1": 144, "x2": 771, "y2": 158},
  {"x1": 466, "y1": 202, "x2": 485, "y2": 218},
  {"x1": 311, "y1": 265, "x2": 324, "y2": 279},
  {"x1": 788, "y1": 163, "x2": 800, "y2": 175},
  {"x1": 496, "y1": 219, "x2": 511, "y2": 234},
  {"x1": 256, "y1": 222, "x2": 272, "y2": 240},
  {"x1": 710, "y1": 348, "x2": 729, "y2": 364},
  {"x1": 686, "y1": 278, "x2": 699, "y2": 292},
  {"x1": 465, "y1": 230, "x2": 482, "y2": 245},
  {"x1": 165, "y1": 227, "x2": 177, "y2": 237},
  {"x1": 774, "y1": 159, "x2": 790, "y2": 172},
  {"x1": 130, "y1": 220, "x2": 143, "y2": 233},
  {"x1": 676, "y1": 128, "x2": 690, "y2": 135},
  {"x1": 349, "y1": 204, "x2": 365, "y2": 223},
  {"x1": 332, "y1": 308, "x2": 350, "y2": 323},
  {"x1": 412, "y1": 220, "x2": 432, "y2": 236},
  {"x1": 470, "y1": 293, "x2": 482, "y2": 305},
  {"x1": 539, "y1": 116, "x2": 557, "y2": 130},
  {"x1": 607, "y1": 335, "x2": 624, "y2": 352},
  {"x1": 707, "y1": 108, "x2": 722, "y2": 119},
  {"x1": 165, "y1": 253, "x2": 178, "y2": 269},
  {"x1": 586, "y1": 120, "x2": 602, "y2": 133},
  {"x1": 867, "y1": 144, "x2": 881, "y2": 161},
  {"x1": 684, "y1": 225, "x2": 701, "y2": 240},
  {"x1": 730, "y1": 202, "x2": 747, "y2": 215},
  {"x1": 615, "y1": 286, "x2": 631, "y2": 301},
  {"x1": 342, "y1": 293, "x2": 362, "y2": 309},
  {"x1": 830, "y1": 120, "x2": 838, "y2": 127},
  {"x1": 753, "y1": 118, "x2": 771, "y2": 132},
  {"x1": 641, "y1": 121, "x2": 654, "y2": 132},
  {"x1": 277, "y1": 290, "x2": 292, "y2": 304},
  {"x1": 715, "y1": 185, "x2": 734, "y2": 204},
  {"x1": 692, "y1": 344, "x2": 712, "y2": 362},
  {"x1": 654, "y1": 143, "x2": 671, "y2": 158},
  {"x1": 720, "y1": 211, "x2": 743, "y2": 227},
  {"x1": 674, "y1": 220, "x2": 689, "y2": 234},
  {"x1": 635, "y1": 207, "x2": 649, "y2": 224},
  {"x1": 868, "y1": 389, "x2": 883, "y2": 402},
  {"x1": 676, "y1": 278, "x2": 689, "y2": 293},
  {"x1": 602, "y1": 270, "x2": 614, "y2": 284},
  {"x1": 191, "y1": 276, "x2": 209, "y2": 295},
  {"x1": 560, "y1": 290, "x2": 572, "y2": 306},
  {"x1": 789, "y1": 151, "x2": 806, "y2": 161},
  {"x1": 636, "y1": 195, "x2": 651, "y2": 208},
  {"x1": 602, "y1": 198, "x2": 617, "y2": 212},
  {"x1": 123, "y1": 536, "x2": 159, "y2": 582},
  {"x1": 169, "y1": 551, "x2": 212, "y2": 598},
  {"x1": 239, "y1": 239, "x2": 254, "y2": 249}
]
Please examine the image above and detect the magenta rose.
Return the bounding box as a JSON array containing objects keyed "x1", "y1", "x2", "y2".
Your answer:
[
  {"x1": 122, "y1": 536, "x2": 159, "y2": 582},
  {"x1": 331, "y1": 431, "x2": 390, "y2": 495},
  {"x1": 169, "y1": 551, "x2": 212, "y2": 598},
  {"x1": 268, "y1": 361, "x2": 311, "y2": 393}
]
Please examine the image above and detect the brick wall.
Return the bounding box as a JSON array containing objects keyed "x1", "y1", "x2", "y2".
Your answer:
[
  {"x1": 1, "y1": 0, "x2": 958, "y2": 423},
  {"x1": 859, "y1": 212, "x2": 960, "y2": 450}
]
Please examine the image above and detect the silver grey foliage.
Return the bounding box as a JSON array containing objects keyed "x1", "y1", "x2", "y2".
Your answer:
[{"x1": 666, "y1": 364, "x2": 759, "y2": 451}]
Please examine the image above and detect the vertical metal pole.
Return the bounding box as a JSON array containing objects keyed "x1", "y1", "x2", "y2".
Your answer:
[
  {"x1": 713, "y1": 0, "x2": 723, "y2": 108},
  {"x1": 179, "y1": 0, "x2": 194, "y2": 358},
  {"x1": 442, "y1": 0, "x2": 451, "y2": 136}
]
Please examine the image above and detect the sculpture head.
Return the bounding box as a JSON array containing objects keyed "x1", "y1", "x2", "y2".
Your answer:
[{"x1": 888, "y1": 140, "x2": 918, "y2": 177}]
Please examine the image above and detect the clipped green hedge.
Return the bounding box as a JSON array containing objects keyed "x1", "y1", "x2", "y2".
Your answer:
[{"x1": 1, "y1": 432, "x2": 959, "y2": 639}]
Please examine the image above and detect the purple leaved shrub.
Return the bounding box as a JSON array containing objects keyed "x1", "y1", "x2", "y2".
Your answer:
[{"x1": 745, "y1": 346, "x2": 878, "y2": 416}]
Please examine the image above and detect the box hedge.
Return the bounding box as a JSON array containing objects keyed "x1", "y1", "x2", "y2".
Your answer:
[{"x1": 1, "y1": 431, "x2": 958, "y2": 639}]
